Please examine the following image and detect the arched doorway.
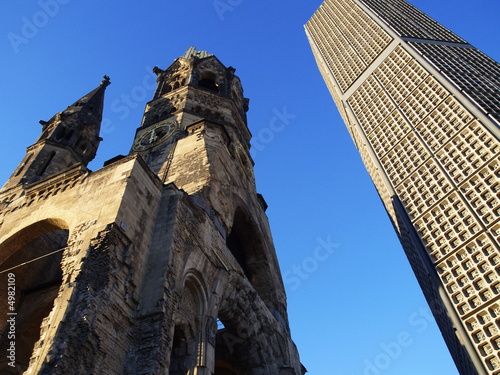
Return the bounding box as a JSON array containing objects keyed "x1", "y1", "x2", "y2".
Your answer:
[{"x1": 0, "y1": 220, "x2": 68, "y2": 374}]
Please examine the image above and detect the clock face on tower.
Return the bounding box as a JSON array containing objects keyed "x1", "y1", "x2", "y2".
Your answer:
[{"x1": 133, "y1": 120, "x2": 177, "y2": 151}]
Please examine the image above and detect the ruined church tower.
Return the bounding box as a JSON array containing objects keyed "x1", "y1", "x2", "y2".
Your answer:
[{"x1": 0, "y1": 48, "x2": 304, "y2": 375}]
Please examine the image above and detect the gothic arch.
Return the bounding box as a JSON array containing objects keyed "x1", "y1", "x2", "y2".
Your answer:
[
  {"x1": 0, "y1": 218, "x2": 69, "y2": 264},
  {"x1": 0, "y1": 218, "x2": 69, "y2": 374},
  {"x1": 226, "y1": 207, "x2": 276, "y2": 307},
  {"x1": 169, "y1": 271, "x2": 208, "y2": 375},
  {"x1": 214, "y1": 277, "x2": 276, "y2": 375}
]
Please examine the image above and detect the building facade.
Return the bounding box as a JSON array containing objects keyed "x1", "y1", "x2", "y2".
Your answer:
[
  {"x1": 0, "y1": 48, "x2": 304, "y2": 375},
  {"x1": 306, "y1": 0, "x2": 500, "y2": 374}
]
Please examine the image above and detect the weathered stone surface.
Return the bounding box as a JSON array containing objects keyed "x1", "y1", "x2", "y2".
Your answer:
[{"x1": 0, "y1": 48, "x2": 304, "y2": 375}]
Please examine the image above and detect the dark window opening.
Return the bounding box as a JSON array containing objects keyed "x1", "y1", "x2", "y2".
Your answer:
[
  {"x1": 214, "y1": 316, "x2": 248, "y2": 375},
  {"x1": 54, "y1": 126, "x2": 66, "y2": 141},
  {"x1": 226, "y1": 208, "x2": 275, "y2": 309},
  {"x1": 37, "y1": 151, "x2": 56, "y2": 176},
  {"x1": 169, "y1": 325, "x2": 196, "y2": 375},
  {"x1": 0, "y1": 226, "x2": 67, "y2": 374},
  {"x1": 64, "y1": 129, "x2": 74, "y2": 141},
  {"x1": 226, "y1": 228, "x2": 251, "y2": 279},
  {"x1": 198, "y1": 77, "x2": 219, "y2": 92}
]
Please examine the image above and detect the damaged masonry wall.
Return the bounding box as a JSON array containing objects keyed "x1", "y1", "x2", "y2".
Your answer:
[{"x1": 0, "y1": 153, "x2": 303, "y2": 374}]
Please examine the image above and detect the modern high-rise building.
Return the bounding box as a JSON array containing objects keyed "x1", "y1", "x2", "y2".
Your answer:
[
  {"x1": 306, "y1": 0, "x2": 500, "y2": 374},
  {"x1": 0, "y1": 48, "x2": 304, "y2": 374}
]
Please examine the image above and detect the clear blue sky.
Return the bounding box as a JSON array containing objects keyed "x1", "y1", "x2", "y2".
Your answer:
[{"x1": 1, "y1": 1, "x2": 499, "y2": 374}]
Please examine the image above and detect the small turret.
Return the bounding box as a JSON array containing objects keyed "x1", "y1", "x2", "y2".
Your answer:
[{"x1": 1, "y1": 76, "x2": 110, "y2": 191}]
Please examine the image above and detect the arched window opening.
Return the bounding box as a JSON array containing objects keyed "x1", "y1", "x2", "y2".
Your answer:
[
  {"x1": 63, "y1": 129, "x2": 74, "y2": 141},
  {"x1": 169, "y1": 325, "x2": 195, "y2": 375},
  {"x1": 226, "y1": 209, "x2": 274, "y2": 306},
  {"x1": 226, "y1": 228, "x2": 250, "y2": 278},
  {"x1": 37, "y1": 151, "x2": 56, "y2": 177},
  {"x1": 169, "y1": 275, "x2": 206, "y2": 374},
  {"x1": 0, "y1": 225, "x2": 68, "y2": 374},
  {"x1": 198, "y1": 72, "x2": 219, "y2": 93},
  {"x1": 226, "y1": 210, "x2": 260, "y2": 284},
  {"x1": 54, "y1": 126, "x2": 66, "y2": 141}
]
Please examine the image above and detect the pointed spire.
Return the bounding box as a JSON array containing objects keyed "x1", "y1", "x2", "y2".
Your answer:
[
  {"x1": 39, "y1": 76, "x2": 110, "y2": 165},
  {"x1": 54, "y1": 75, "x2": 110, "y2": 128},
  {"x1": 37, "y1": 76, "x2": 110, "y2": 143},
  {"x1": 2, "y1": 77, "x2": 111, "y2": 190}
]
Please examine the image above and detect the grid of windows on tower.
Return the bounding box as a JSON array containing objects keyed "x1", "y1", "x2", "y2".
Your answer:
[
  {"x1": 306, "y1": 0, "x2": 500, "y2": 372},
  {"x1": 306, "y1": 0, "x2": 392, "y2": 92},
  {"x1": 358, "y1": 0, "x2": 465, "y2": 42},
  {"x1": 410, "y1": 42, "x2": 500, "y2": 122},
  {"x1": 343, "y1": 37, "x2": 500, "y2": 374}
]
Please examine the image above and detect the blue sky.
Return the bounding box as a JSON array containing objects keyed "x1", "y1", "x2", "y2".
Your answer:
[{"x1": 1, "y1": 1, "x2": 499, "y2": 374}]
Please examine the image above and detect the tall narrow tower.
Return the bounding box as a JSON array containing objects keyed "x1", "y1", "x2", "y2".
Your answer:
[
  {"x1": 0, "y1": 48, "x2": 304, "y2": 375},
  {"x1": 306, "y1": 1, "x2": 500, "y2": 374}
]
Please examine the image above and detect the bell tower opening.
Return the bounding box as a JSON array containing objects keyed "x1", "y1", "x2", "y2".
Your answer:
[
  {"x1": 0, "y1": 220, "x2": 68, "y2": 374},
  {"x1": 198, "y1": 72, "x2": 219, "y2": 92}
]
